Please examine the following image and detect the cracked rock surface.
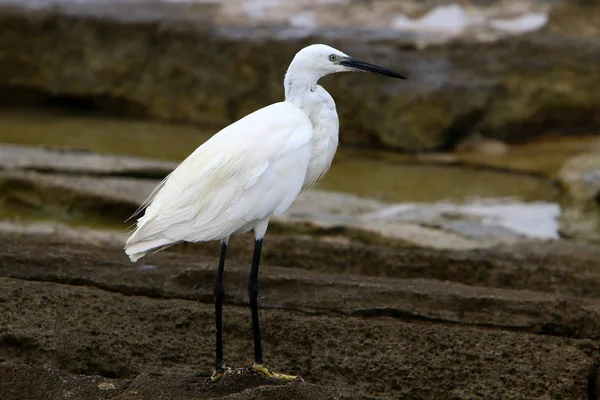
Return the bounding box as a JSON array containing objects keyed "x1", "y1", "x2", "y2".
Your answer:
[{"x1": 1, "y1": 232, "x2": 600, "y2": 399}]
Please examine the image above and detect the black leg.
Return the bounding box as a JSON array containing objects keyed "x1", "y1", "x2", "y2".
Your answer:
[
  {"x1": 214, "y1": 241, "x2": 227, "y2": 372},
  {"x1": 248, "y1": 238, "x2": 263, "y2": 365}
]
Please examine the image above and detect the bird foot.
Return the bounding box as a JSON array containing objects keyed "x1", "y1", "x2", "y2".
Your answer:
[
  {"x1": 207, "y1": 362, "x2": 301, "y2": 384},
  {"x1": 247, "y1": 363, "x2": 302, "y2": 382},
  {"x1": 208, "y1": 363, "x2": 232, "y2": 383}
]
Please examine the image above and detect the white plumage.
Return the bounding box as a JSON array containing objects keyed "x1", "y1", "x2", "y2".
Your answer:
[
  {"x1": 125, "y1": 102, "x2": 313, "y2": 261},
  {"x1": 123, "y1": 43, "x2": 406, "y2": 379},
  {"x1": 125, "y1": 43, "x2": 406, "y2": 262}
]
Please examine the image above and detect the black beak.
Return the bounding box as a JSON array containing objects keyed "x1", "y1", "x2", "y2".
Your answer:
[{"x1": 340, "y1": 58, "x2": 407, "y2": 79}]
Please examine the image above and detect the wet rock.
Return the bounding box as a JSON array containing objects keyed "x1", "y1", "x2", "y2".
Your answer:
[
  {"x1": 0, "y1": 144, "x2": 176, "y2": 178},
  {"x1": 360, "y1": 201, "x2": 559, "y2": 239},
  {"x1": 278, "y1": 191, "x2": 486, "y2": 249},
  {"x1": 0, "y1": 170, "x2": 153, "y2": 224},
  {"x1": 0, "y1": 233, "x2": 596, "y2": 399},
  {"x1": 0, "y1": 0, "x2": 599, "y2": 151},
  {"x1": 455, "y1": 134, "x2": 509, "y2": 155},
  {"x1": 546, "y1": 0, "x2": 600, "y2": 38},
  {"x1": 557, "y1": 152, "x2": 600, "y2": 242},
  {"x1": 0, "y1": 167, "x2": 556, "y2": 249}
]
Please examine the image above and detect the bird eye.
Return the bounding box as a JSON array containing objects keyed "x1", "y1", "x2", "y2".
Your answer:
[{"x1": 329, "y1": 54, "x2": 338, "y2": 62}]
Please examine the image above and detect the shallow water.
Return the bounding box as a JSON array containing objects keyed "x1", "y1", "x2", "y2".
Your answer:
[
  {"x1": 0, "y1": 109, "x2": 563, "y2": 204},
  {"x1": 357, "y1": 199, "x2": 561, "y2": 240},
  {"x1": 0, "y1": 110, "x2": 212, "y2": 161},
  {"x1": 322, "y1": 151, "x2": 553, "y2": 203}
]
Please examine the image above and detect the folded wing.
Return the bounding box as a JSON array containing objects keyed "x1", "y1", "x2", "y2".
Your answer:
[{"x1": 125, "y1": 102, "x2": 313, "y2": 261}]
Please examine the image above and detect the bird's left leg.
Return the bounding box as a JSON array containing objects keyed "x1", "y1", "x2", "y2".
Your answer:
[
  {"x1": 210, "y1": 238, "x2": 231, "y2": 383},
  {"x1": 248, "y1": 237, "x2": 264, "y2": 366},
  {"x1": 247, "y1": 232, "x2": 299, "y2": 381}
]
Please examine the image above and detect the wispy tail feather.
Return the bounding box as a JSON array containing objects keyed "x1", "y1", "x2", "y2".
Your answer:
[
  {"x1": 124, "y1": 236, "x2": 174, "y2": 262},
  {"x1": 127, "y1": 251, "x2": 147, "y2": 263}
]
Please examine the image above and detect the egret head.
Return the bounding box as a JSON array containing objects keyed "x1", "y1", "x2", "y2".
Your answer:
[{"x1": 287, "y1": 44, "x2": 407, "y2": 82}]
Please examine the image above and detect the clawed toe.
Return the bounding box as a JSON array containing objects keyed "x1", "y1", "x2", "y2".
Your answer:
[
  {"x1": 247, "y1": 363, "x2": 302, "y2": 381},
  {"x1": 207, "y1": 362, "x2": 302, "y2": 384},
  {"x1": 208, "y1": 363, "x2": 232, "y2": 383}
]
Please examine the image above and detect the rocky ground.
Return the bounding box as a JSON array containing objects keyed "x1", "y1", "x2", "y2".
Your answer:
[
  {"x1": 0, "y1": 146, "x2": 599, "y2": 399},
  {"x1": 2, "y1": 231, "x2": 600, "y2": 400},
  {"x1": 0, "y1": 144, "x2": 599, "y2": 398}
]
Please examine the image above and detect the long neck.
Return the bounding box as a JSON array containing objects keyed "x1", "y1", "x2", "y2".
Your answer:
[
  {"x1": 283, "y1": 61, "x2": 339, "y2": 188},
  {"x1": 283, "y1": 64, "x2": 322, "y2": 107}
]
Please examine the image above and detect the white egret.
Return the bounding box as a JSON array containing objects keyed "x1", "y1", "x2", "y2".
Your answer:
[{"x1": 125, "y1": 43, "x2": 406, "y2": 381}]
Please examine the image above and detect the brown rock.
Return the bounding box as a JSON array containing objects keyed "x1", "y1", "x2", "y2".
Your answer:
[
  {"x1": 0, "y1": 233, "x2": 598, "y2": 399},
  {"x1": 557, "y1": 152, "x2": 600, "y2": 242},
  {"x1": 0, "y1": 169, "x2": 152, "y2": 224},
  {"x1": 0, "y1": 364, "x2": 373, "y2": 400},
  {"x1": 3, "y1": 233, "x2": 600, "y2": 339},
  {"x1": 0, "y1": 276, "x2": 593, "y2": 399},
  {"x1": 455, "y1": 135, "x2": 508, "y2": 155},
  {"x1": 546, "y1": 0, "x2": 600, "y2": 38}
]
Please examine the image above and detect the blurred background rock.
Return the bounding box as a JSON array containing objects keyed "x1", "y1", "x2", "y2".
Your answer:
[{"x1": 1, "y1": 0, "x2": 598, "y2": 246}]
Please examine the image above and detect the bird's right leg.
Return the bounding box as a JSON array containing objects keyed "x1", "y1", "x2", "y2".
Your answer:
[
  {"x1": 210, "y1": 238, "x2": 231, "y2": 382},
  {"x1": 246, "y1": 234, "x2": 299, "y2": 381}
]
